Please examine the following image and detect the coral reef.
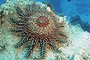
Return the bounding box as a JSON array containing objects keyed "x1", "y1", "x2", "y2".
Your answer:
[{"x1": 0, "y1": 1, "x2": 90, "y2": 60}]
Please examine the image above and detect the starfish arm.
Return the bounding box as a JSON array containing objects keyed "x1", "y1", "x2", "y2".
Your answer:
[
  {"x1": 16, "y1": 6, "x2": 25, "y2": 17},
  {"x1": 40, "y1": 40, "x2": 46, "y2": 59},
  {"x1": 10, "y1": 28, "x2": 25, "y2": 32},
  {"x1": 9, "y1": 18, "x2": 26, "y2": 25},
  {"x1": 48, "y1": 40, "x2": 61, "y2": 53},
  {"x1": 25, "y1": 4, "x2": 31, "y2": 16},
  {"x1": 14, "y1": 34, "x2": 29, "y2": 48},
  {"x1": 25, "y1": 38, "x2": 35, "y2": 58}
]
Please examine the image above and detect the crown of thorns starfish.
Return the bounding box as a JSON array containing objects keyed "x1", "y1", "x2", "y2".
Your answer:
[{"x1": 9, "y1": 2, "x2": 67, "y2": 59}]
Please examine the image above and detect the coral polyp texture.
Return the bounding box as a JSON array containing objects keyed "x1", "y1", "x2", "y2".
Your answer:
[{"x1": 9, "y1": 2, "x2": 67, "y2": 59}]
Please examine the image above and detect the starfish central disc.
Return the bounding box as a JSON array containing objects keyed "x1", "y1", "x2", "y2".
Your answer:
[
  {"x1": 27, "y1": 15, "x2": 55, "y2": 39},
  {"x1": 36, "y1": 16, "x2": 49, "y2": 28}
]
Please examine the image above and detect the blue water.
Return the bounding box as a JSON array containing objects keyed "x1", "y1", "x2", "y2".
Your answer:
[
  {"x1": 0, "y1": 0, "x2": 90, "y2": 31},
  {"x1": 36, "y1": 0, "x2": 90, "y2": 24},
  {"x1": 0, "y1": 0, "x2": 5, "y2": 5}
]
